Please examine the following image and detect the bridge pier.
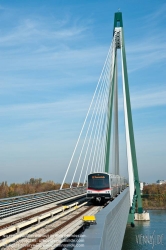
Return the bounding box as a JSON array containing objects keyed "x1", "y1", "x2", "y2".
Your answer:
[
  {"x1": 135, "y1": 212, "x2": 150, "y2": 221},
  {"x1": 128, "y1": 193, "x2": 150, "y2": 226}
]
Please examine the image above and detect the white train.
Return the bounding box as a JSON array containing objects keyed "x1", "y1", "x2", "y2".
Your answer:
[{"x1": 86, "y1": 172, "x2": 127, "y2": 203}]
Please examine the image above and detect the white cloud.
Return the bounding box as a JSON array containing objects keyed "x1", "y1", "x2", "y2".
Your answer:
[
  {"x1": 130, "y1": 88, "x2": 166, "y2": 109},
  {"x1": 123, "y1": 3, "x2": 166, "y2": 73},
  {"x1": 0, "y1": 16, "x2": 90, "y2": 47},
  {"x1": 0, "y1": 95, "x2": 90, "y2": 114},
  {"x1": 142, "y1": 3, "x2": 166, "y2": 26},
  {"x1": 1, "y1": 84, "x2": 165, "y2": 124},
  {"x1": 0, "y1": 43, "x2": 108, "y2": 96},
  {"x1": 118, "y1": 85, "x2": 166, "y2": 110},
  {"x1": 126, "y1": 35, "x2": 166, "y2": 72},
  {"x1": 0, "y1": 45, "x2": 107, "y2": 70}
]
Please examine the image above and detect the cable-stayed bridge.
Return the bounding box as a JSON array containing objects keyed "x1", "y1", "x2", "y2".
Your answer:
[{"x1": 0, "y1": 12, "x2": 149, "y2": 250}]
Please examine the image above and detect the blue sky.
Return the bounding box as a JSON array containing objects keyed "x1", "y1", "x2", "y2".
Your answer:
[{"x1": 0, "y1": 0, "x2": 166, "y2": 184}]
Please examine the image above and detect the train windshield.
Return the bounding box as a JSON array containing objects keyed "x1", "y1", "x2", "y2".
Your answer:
[{"x1": 88, "y1": 173, "x2": 109, "y2": 190}]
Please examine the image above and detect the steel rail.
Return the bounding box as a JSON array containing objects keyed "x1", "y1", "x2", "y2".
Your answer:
[
  {"x1": 0, "y1": 202, "x2": 80, "y2": 238},
  {"x1": 0, "y1": 205, "x2": 63, "y2": 231},
  {"x1": 0, "y1": 202, "x2": 90, "y2": 249},
  {"x1": 21, "y1": 205, "x2": 94, "y2": 250}
]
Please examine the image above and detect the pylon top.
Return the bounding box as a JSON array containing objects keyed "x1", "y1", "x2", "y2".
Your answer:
[{"x1": 114, "y1": 12, "x2": 123, "y2": 28}]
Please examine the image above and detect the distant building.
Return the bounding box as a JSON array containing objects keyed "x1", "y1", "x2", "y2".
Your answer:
[
  {"x1": 140, "y1": 182, "x2": 144, "y2": 194},
  {"x1": 156, "y1": 180, "x2": 166, "y2": 185}
]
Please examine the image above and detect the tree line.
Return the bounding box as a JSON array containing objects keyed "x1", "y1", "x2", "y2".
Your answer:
[
  {"x1": 142, "y1": 183, "x2": 166, "y2": 208},
  {"x1": 0, "y1": 178, "x2": 83, "y2": 199}
]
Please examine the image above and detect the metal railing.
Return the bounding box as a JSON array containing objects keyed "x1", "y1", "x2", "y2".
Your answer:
[{"x1": 0, "y1": 186, "x2": 86, "y2": 219}]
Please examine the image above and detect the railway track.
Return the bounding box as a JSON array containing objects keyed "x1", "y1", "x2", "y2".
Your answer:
[
  {"x1": 0, "y1": 187, "x2": 86, "y2": 219},
  {"x1": 0, "y1": 200, "x2": 101, "y2": 250}
]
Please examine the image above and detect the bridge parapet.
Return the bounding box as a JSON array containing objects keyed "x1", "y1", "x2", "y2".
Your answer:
[{"x1": 75, "y1": 188, "x2": 130, "y2": 250}]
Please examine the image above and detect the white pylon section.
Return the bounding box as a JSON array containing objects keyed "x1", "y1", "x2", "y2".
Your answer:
[
  {"x1": 112, "y1": 55, "x2": 119, "y2": 175},
  {"x1": 120, "y1": 28, "x2": 135, "y2": 206}
]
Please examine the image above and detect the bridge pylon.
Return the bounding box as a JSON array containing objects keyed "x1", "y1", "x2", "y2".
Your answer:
[{"x1": 104, "y1": 11, "x2": 150, "y2": 225}]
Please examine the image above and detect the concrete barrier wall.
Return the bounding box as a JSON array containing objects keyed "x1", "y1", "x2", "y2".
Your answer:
[{"x1": 75, "y1": 188, "x2": 130, "y2": 250}]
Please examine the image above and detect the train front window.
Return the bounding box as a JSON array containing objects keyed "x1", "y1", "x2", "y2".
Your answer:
[{"x1": 88, "y1": 174, "x2": 109, "y2": 190}]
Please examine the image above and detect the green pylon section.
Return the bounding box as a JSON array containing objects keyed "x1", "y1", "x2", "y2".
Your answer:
[
  {"x1": 113, "y1": 12, "x2": 143, "y2": 216},
  {"x1": 104, "y1": 54, "x2": 117, "y2": 173}
]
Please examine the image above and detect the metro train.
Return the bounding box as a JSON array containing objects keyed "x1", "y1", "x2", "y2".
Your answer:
[{"x1": 86, "y1": 172, "x2": 128, "y2": 203}]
